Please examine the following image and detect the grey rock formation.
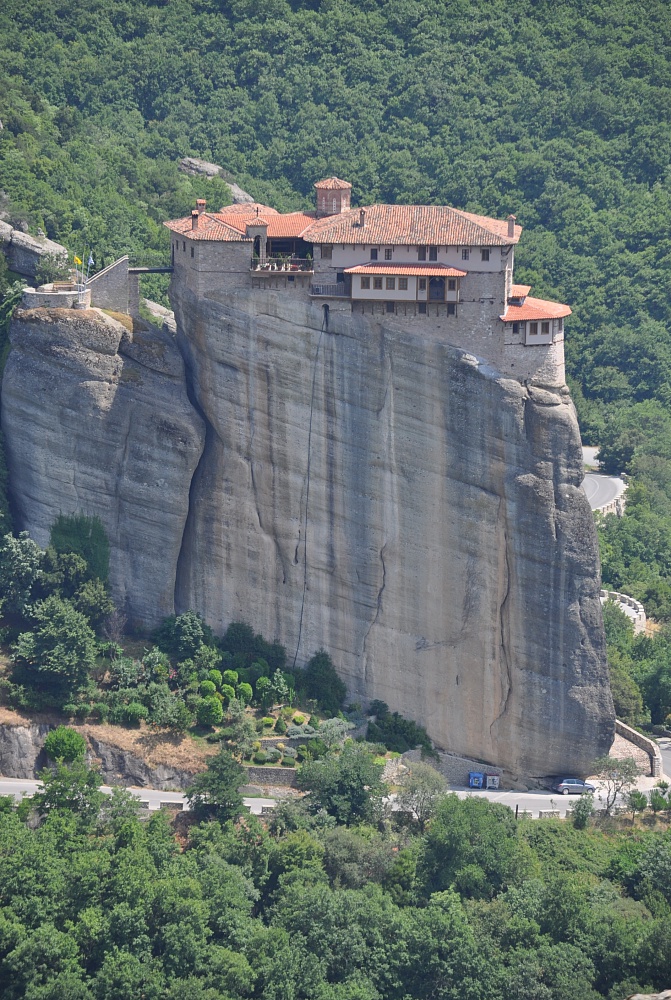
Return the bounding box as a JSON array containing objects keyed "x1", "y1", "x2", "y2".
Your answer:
[
  {"x1": 1, "y1": 308, "x2": 205, "y2": 625},
  {"x1": 172, "y1": 284, "x2": 613, "y2": 778},
  {"x1": 0, "y1": 221, "x2": 67, "y2": 277},
  {"x1": 0, "y1": 722, "x2": 50, "y2": 777},
  {"x1": 178, "y1": 157, "x2": 255, "y2": 203}
]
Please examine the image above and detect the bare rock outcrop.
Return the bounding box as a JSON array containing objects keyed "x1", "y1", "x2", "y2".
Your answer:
[
  {"x1": 172, "y1": 284, "x2": 614, "y2": 778},
  {"x1": 0, "y1": 220, "x2": 67, "y2": 277},
  {"x1": 178, "y1": 157, "x2": 255, "y2": 204},
  {"x1": 1, "y1": 308, "x2": 205, "y2": 625}
]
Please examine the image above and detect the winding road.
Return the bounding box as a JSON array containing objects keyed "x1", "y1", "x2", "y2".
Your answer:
[{"x1": 581, "y1": 472, "x2": 626, "y2": 512}]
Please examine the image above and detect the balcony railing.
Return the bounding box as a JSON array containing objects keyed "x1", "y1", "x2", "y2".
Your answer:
[
  {"x1": 309, "y1": 282, "x2": 349, "y2": 297},
  {"x1": 251, "y1": 257, "x2": 313, "y2": 272}
]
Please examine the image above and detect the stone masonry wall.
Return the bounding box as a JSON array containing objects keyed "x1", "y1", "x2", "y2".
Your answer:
[{"x1": 87, "y1": 257, "x2": 130, "y2": 313}]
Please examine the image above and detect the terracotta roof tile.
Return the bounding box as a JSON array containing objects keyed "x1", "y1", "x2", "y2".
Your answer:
[
  {"x1": 303, "y1": 204, "x2": 521, "y2": 246},
  {"x1": 509, "y1": 284, "x2": 532, "y2": 298},
  {"x1": 345, "y1": 263, "x2": 467, "y2": 277},
  {"x1": 164, "y1": 214, "x2": 252, "y2": 242},
  {"x1": 217, "y1": 203, "x2": 279, "y2": 215},
  {"x1": 501, "y1": 296, "x2": 571, "y2": 322},
  {"x1": 314, "y1": 176, "x2": 352, "y2": 190}
]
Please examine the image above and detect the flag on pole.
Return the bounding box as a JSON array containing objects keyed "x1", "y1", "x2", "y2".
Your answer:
[
  {"x1": 74, "y1": 255, "x2": 82, "y2": 266},
  {"x1": 88, "y1": 253, "x2": 94, "y2": 267}
]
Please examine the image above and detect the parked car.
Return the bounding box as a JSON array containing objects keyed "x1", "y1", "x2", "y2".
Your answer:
[{"x1": 551, "y1": 777, "x2": 596, "y2": 795}]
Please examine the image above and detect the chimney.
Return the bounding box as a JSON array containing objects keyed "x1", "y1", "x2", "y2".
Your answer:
[
  {"x1": 507, "y1": 214, "x2": 516, "y2": 238},
  {"x1": 359, "y1": 208, "x2": 366, "y2": 227},
  {"x1": 196, "y1": 199, "x2": 206, "y2": 213},
  {"x1": 191, "y1": 210, "x2": 199, "y2": 230}
]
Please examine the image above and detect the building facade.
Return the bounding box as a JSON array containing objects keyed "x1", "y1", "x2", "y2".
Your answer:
[{"x1": 165, "y1": 178, "x2": 571, "y2": 385}]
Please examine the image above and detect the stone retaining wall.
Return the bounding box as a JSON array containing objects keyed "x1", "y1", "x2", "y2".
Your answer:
[
  {"x1": 402, "y1": 748, "x2": 503, "y2": 787},
  {"x1": 242, "y1": 765, "x2": 298, "y2": 786},
  {"x1": 86, "y1": 256, "x2": 129, "y2": 313},
  {"x1": 615, "y1": 720, "x2": 662, "y2": 777}
]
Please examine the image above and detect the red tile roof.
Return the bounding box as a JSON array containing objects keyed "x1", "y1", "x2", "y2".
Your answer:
[
  {"x1": 217, "y1": 203, "x2": 279, "y2": 215},
  {"x1": 501, "y1": 296, "x2": 571, "y2": 322},
  {"x1": 302, "y1": 204, "x2": 521, "y2": 246},
  {"x1": 165, "y1": 208, "x2": 317, "y2": 241},
  {"x1": 314, "y1": 176, "x2": 352, "y2": 190},
  {"x1": 164, "y1": 214, "x2": 253, "y2": 242},
  {"x1": 345, "y1": 263, "x2": 467, "y2": 277},
  {"x1": 509, "y1": 284, "x2": 531, "y2": 298}
]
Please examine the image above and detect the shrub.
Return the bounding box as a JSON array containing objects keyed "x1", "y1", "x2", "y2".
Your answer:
[
  {"x1": 91, "y1": 702, "x2": 109, "y2": 722},
  {"x1": 123, "y1": 702, "x2": 148, "y2": 725},
  {"x1": 253, "y1": 750, "x2": 268, "y2": 764},
  {"x1": 281, "y1": 757, "x2": 296, "y2": 767},
  {"x1": 196, "y1": 696, "x2": 224, "y2": 727},
  {"x1": 44, "y1": 726, "x2": 87, "y2": 763},
  {"x1": 293, "y1": 714, "x2": 305, "y2": 725},
  {"x1": 262, "y1": 717, "x2": 275, "y2": 727},
  {"x1": 109, "y1": 657, "x2": 144, "y2": 690},
  {"x1": 236, "y1": 682, "x2": 253, "y2": 704},
  {"x1": 274, "y1": 717, "x2": 287, "y2": 734},
  {"x1": 367, "y1": 702, "x2": 435, "y2": 756},
  {"x1": 267, "y1": 749, "x2": 281, "y2": 763},
  {"x1": 143, "y1": 648, "x2": 170, "y2": 681},
  {"x1": 208, "y1": 669, "x2": 223, "y2": 690},
  {"x1": 200, "y1": 680, "x2": 217, "y2": 696},
  {"x1": 222, "y1": 669, "x2": 238, "y2": 687},
  {"x1": 282, "y1": 746, "x2": 297, "y2": 759},
  {"x1": 221, "y1": 684, "x2": 236, "y2": 703},
  {"x1": 252, "y1": 741, "x2": 261, "y2": 752}
]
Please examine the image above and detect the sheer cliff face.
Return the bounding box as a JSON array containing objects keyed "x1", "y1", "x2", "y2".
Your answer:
[
  {"x1": 1, "y1": 308, "x2": 205, "y2": 624},
  {"x1": 172, "y1": 284, "x2": 614, "y2": 777},
  {"x1": 2, "y1": 296, "x2": 613, "y2": 776}
]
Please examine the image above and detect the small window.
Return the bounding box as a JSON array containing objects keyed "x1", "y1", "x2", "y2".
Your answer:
[
  {"x1": 541, "y1": 321, "x2": 550, "y2": 335},
  {"x1": 360, "y1": 276, "x2": 370, "y2": 289},
  {"x1": 386, "y1": 277, "x2": 395, "y2": 290},
  {"x1": 370, "y1": 248, "x2": 378, "y2": 261},
  {"x1": 481, "y1": 248, "x2": 490, "y2": 262},
  {"x1": 418, "y1": 302, "x2": 427, "y2": 314},
  {"x1": 183, "y1": 241, "x2": 186, "y2": 251},
  {"x1": 429, "y1": 246, "x2": 438, "y2": 261},
  {"x1": 461, "y1": 248, "x2": 469, "y2": 260},
  {"x1": 447, "y1": 279, "x2": 456, "y2": 290},
  {"x1": 512, "y1": 322, "x2": 520, "y2": 335},
  {"x1": 321, "y1": 245, "x2": 333, "y2": 260},
  {"x1": 417, "y1": 246, "x2": 427, "y2": 261},
  {"x1": 386, "y1": 301, "x2": 395, "y2": 313},
  {"x1": 447, "y1": 302, "x2": 456, "y2": 315},
  {"x1": 191, "y1": 247, "x2": 194, "y2": 258},
  {"x1": 399, "y1": 277, "x2": 408, "y2": 290},
  {"x1": 384, "y1": 248, "x2": 393, "y2": 260},
  {"x1": 418, "y1": 278, "x2": 427, "y2": 291},
  {"x1": 529, "y1": 322, "x2": 538, "y2": 336},
  {"x1": 558, "y1": 317, "x2": 564, "y2": 331},
  {"x1": 373, "y1": 277, "x2": 383, "y2": 290},
  {"x1": 288, "y1": 275, "x2": 295, "y2": 282}
]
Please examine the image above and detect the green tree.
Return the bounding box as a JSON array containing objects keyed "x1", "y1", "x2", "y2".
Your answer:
[
  {"x1": 627, "y1": 789, "x2": 648, "y2": 822},
  {"x1": 592, "y1": 756, "x2": 641, "y2": 815},
  {"x1": 0, "y1": 531, "x2": 43, "y2": 617},
  {"x1": 33, "y1": 760, "x2": 104, "y2": 821},
  {"x1": 397, "y1": 760, "x2": 446, "y2": 832},
  {"x1": 301, "y1": 650, "x2": 346, "y2": 715},
  {"x1": 297, "y1": 742, "x2": 387, "y2": 826},
  {"x1": 569, "y1": 793, "x2": 595, "y2": 830},
  {"x1": 44, "y1": 726, "x2": 87, "y2": 763},
  {"x1": 186, "y1": 748, "x2": 244, "y2": 822},
  {"x1": 12, "y1": 595, "x2": 97, "y2": 705},
  {"x1": 49, "y1": 514, "x2": 110, "y2": 583}
]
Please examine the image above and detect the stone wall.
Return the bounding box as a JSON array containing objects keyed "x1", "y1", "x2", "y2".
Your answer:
[
  {"x1": 86, "y1": 257, "x2": 129, "y2": 313},
  {"x1": 402, "y1": 747, "x2": 503, "y2": 788},
  {"x1": 242, "y1": 765, "x2": 298, "y2": 786},
  {"x1": 615, "y1": 719, "x2": 662, "y2": 777}
]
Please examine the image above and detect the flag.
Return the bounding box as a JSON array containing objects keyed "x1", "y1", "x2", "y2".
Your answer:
[
  {"x1": 74, "y1": 255, "x2": 82, "y2": 265},
  {"x1": 88, "y1": 253, "x2": 94, "y2": 267}
]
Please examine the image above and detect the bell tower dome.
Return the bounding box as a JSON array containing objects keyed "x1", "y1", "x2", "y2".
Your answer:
[{"x1": 314, "y1": 176, "x2": 352, "y2": 217}]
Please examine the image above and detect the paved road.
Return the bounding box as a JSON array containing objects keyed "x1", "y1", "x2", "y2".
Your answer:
[
  {"x1": 581, "y1": 472, "x2": 626, "y2": 511},
  {"x1": 0, "y1": 778, "x2": 276, "y2": 816}
]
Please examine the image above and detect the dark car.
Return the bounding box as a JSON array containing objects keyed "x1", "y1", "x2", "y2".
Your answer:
[{"x1": 551, "y1": 777, "x2": 596, "y2": 795}]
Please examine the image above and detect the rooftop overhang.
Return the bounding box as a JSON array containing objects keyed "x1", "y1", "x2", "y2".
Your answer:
[{"x1": 345, "y1": 263, "x2": 467, "y2": 277}]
